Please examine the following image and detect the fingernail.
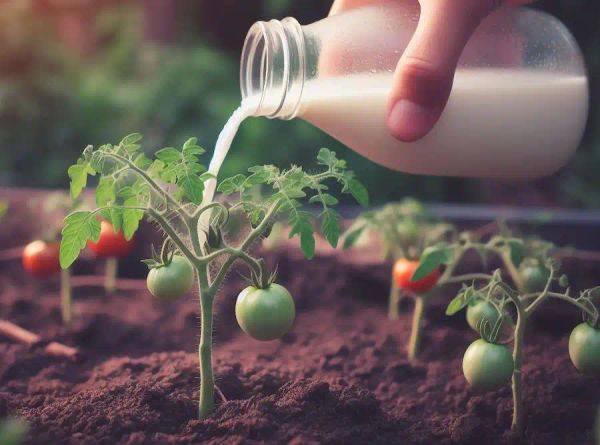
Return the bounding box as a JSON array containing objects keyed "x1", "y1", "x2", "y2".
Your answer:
[{"x1": 388, "y1": 99, "x2": 436, "y2": 142}]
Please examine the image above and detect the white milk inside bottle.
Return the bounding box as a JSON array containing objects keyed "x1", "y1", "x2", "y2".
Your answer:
[{"x1": 299, "y1": 70, "x2": 588, "y2": 178}]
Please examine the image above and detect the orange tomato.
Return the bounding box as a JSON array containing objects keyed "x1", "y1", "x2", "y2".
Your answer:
[
  {"x1": 87, "y1": 221, "x2": 134, "y2": 258},
  {"x1": 393, "y1": 258, "x2": 440, "y2": 293},
  {"x1": 22, "y1": 240, "x2": 61, "y2": 277}
]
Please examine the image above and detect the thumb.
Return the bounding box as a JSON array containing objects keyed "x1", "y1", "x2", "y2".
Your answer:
[{"x1": 387, "y1": 0, "x2": 500, "y2": 142}]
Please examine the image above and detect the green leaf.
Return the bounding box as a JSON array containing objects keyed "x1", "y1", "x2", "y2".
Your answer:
[
  {"x1": 446, "y1": 295, "x2": 466, "y2": 316},
  {"x1": 300, "y1": 230, "x2": 316, "y2": 259},
  {"x1": 182, "y1": 137, "x2": 206, "y2": 155},
  {"x1": 412, "y1": 243, "x2": 454, "y2": 281},
  {"x1": 282, "y1": 189, "x2": 306, "y2": 199},
  {"x1": 122, "y1": 197, "x2": 144, "y2": 240},
  {"x1": 96, "y1": 176, "x2": 116, "y2": 206},
  {"x1": 309, "y1": 194, "x2": 338, "y2": 206},
  {"x1": 289, "y1": 211, "x2": 315, "y2": 259},
  {"x1": 120, "y1": 133, "x2": 143, "y2": 146},
  {"x1": 133, "y1": 153, "x2": 152, "y2": 169},
  {"x1": 322, "y1": 209, "x2": 341, "y2": 248},
  {"x1": 245, "y1": 170, "x2": 271, "y2": 186},
  {"x1": 104, "y1": 208, "x2": 123, "y2": 232},
  {"x1": 68, "y1": 163, "x2": 95, "y2": 198},
  {"x1": 155, "y1": 147, "x2": 181, "y2": 163},
  {"x1": 317, "y1": 148, "x2": 338, "y2": 167},
  {"x1": 346, "y1": 178, "x2": 369, "y2": 207},
  {"x1": 446, "y1": 288, "x2": 473, "y2": 315},
  {"x1": 507, "y1": 238, "x2": 524, "y2": 267},
  {"x1": 217, "y1": 174, "x2": 246, "y2": 194},
  {"x1": 177, "y1": 173, "x2": 205, "y2": 205},
  {"x1": 147, "y1": 159, "x2": 165, "y2": 178},
  {"x1": 342, "y1": 224, "x2": 367, "y2": 249},
  {"x1": 60, "y1": 211, "x2": 101, "y2": 268},
  {"x1": 559, "y1": 274, "x2": 569, "y2": 288}
]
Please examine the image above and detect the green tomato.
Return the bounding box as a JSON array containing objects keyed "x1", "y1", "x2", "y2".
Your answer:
[
  {"x1": 397, "y1": 219, "x2": 419, "y2": 243},
  {"x1": 466, "y1": 300, "x2": 507, "y2": 334},
  {"x1": 569, "y1": 322, "x2": 600, "y2": 375},
  {"x1": 520, "y1": 264, "x2": 550, "y2": 293},
  {"x1": 462, "y1": 339, "x2": 514, "y2": 391},
  {"x1": 147, "y1": 255, "x2": 195, "y2": 301},
  {"x1": 235, "y1": 283, "x2": 295, "y2": 341}
]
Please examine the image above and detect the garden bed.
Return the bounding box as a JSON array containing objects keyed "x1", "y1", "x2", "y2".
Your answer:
[{"x1": 1, "y1": 190, "x2": 599, "y2": 444}]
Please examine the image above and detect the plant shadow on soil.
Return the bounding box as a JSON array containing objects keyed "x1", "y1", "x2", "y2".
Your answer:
[{"x1": 1, "y1": 194, "x2": 599, "y2": 444}]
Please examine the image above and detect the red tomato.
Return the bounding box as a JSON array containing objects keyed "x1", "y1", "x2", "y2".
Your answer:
[
  {"x1": 22, "y1": 240, "x2": 61, "y2": 277},
  {"x1": 393, "y1": 258, "x2": 440, "y2": 293},
  {"x1": 87, "y1": 221, "x2": 134, "y2": 258}
]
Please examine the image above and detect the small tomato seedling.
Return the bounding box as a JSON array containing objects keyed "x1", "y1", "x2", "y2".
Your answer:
[
  {"x1": 343, "y1": 200, "x2": 455, "y2": 359},
  {"x1": 20, "y1": 193, "x2": 78, "y2": 327},
  {"x1": 447, "y1": 262, "x2": 600, "y2": 433},
  {"x1": 60, "y1": 134, "x2": 368, "y2": 418}
]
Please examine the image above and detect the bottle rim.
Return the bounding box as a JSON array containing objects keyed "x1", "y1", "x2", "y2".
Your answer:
[{"x1": 240, "y1": 18, "x2": 305, "y2": 119}]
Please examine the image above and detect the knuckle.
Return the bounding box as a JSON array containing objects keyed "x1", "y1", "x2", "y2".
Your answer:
[
  {"x1": 397, "y1": 56, "x2": 453, "y2": 106},
  {"x1": 401, "y1": 56, "x2": 451, "y2": 84}
]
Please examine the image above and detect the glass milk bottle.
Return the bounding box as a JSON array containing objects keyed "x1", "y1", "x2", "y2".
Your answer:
[{"x1": 239, "y1": 1, "x2": 588, "y2": 179}]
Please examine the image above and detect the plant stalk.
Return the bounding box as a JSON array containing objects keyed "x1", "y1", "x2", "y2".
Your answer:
[
  {"x1": 197, "y1": 272, "x2": 215, "y2": 419},
  {"x1": 60, "y1": 268, "x2": 72, "y2": 327},
  {"x1": 104, "y1": 257, "x2": 118, "y2": 293},
  {"x1": 511, "y1": 309, "x2": 526, "y2": 432},
  {"x1": 408, "y1": 296, "x2": 427, "y2": 360},
  {"x1": 388, "y1": 273, "x2": 400, "y2": 320},
  {"x1": 502, "y1": 253, "x2": 525, "y2": 294}
]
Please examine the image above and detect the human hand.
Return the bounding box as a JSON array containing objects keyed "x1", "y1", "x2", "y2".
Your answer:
[{"x1": 330, "y1": 0, "x2": 534, "y2": 142}]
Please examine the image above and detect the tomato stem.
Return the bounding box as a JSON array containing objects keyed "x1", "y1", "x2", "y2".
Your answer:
[
  {"x1": 502, "y1": 252, "x2": 525, "y2": 294},
  {"x1": 197, "y1": 271, "x2": 215, "y2": 419},
  {"x1": 408, "y1": 296, "x2": 427, "y2": 360},
  {"x1": 60, "y1": 267, "x2": 72, "y2": 327},
  {"x1": 104, "y1": 257, "x2": 118, "y2": 294},
  {"x1": 511, "y1": 308, "x2": 527, "y2": 432},
  {"x1": 388, "y1": 281, "x2": 400, "y2": 320}
]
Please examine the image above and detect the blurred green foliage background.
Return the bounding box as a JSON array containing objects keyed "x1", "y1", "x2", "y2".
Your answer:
[{"x1": 0, "y1": 0, "x2": 598, "y2": 207}]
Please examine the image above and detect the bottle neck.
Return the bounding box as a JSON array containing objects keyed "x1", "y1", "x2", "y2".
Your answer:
[{"x1": 240, "y1": 18, "x2": 305, "y2": 120}]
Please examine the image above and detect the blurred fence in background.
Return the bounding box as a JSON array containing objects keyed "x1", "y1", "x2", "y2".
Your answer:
[{"x1": 0, "y1": 0, "x2": 598, "y2": 207}]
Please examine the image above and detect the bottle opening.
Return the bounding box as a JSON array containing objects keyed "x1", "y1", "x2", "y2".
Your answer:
[{"x1": 240, "y1": 18, "x2": 305, "y2": 120}]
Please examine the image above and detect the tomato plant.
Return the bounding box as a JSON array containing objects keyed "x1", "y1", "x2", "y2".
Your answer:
[
  {"x1": 443, "y1": 254, "x2": 600, "y2": 433},
  {"x1": 343, "y1": 200, "x2": 456, "y2": 360},
  {"x1": 60, "y1": 134, "x2": 368, "y2": 418},
  {"x1": 235, "y1": 283, "x2": 295, "y2": 341},
  {"x1": 18, "y1": 193, "x2": 78, "y2": 327}
]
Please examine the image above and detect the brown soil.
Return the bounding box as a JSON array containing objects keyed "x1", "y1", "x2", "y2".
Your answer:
[{"x1": 1, "y1": 190, "x2": 599, "y2": 445}]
